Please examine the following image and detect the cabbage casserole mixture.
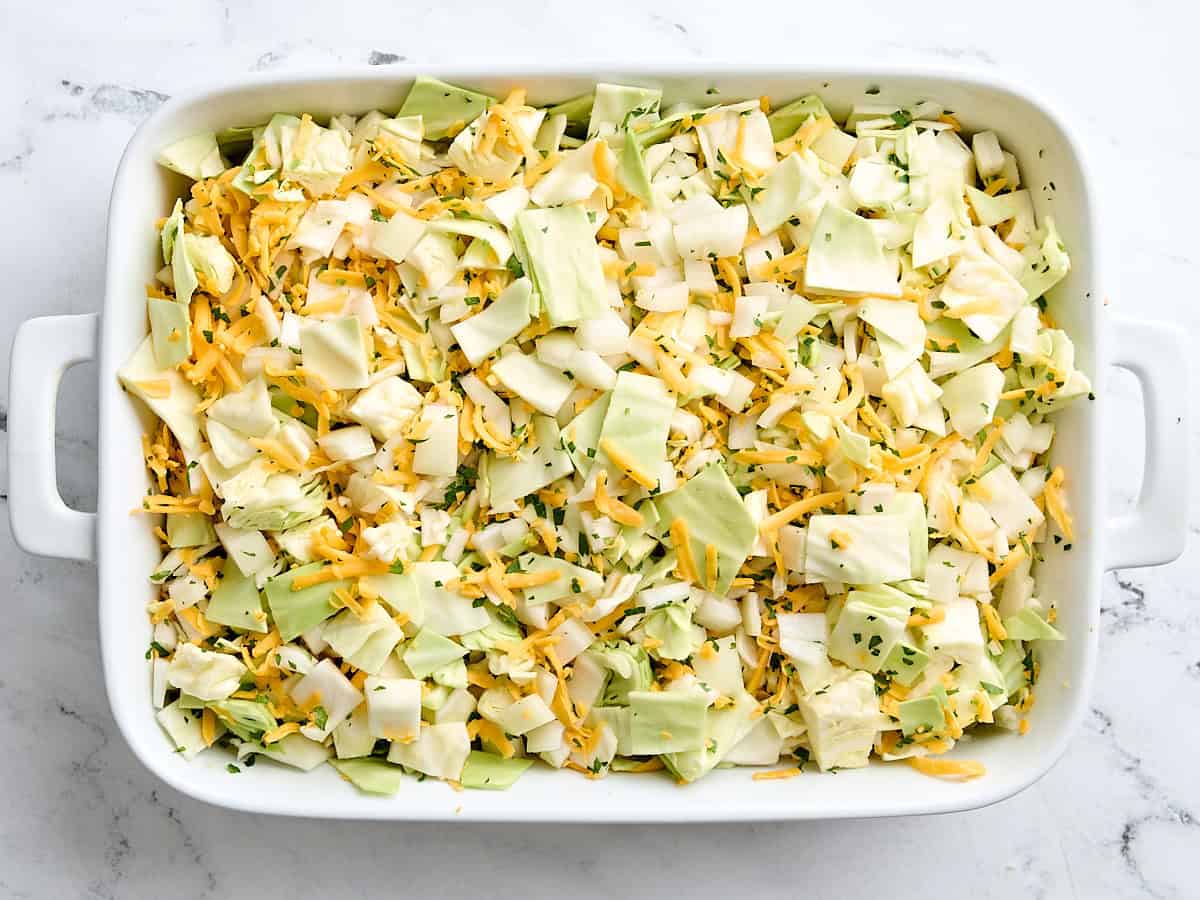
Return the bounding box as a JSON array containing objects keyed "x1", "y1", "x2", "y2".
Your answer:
[{"x1": 123, "y1": 77, "x2": 1089, "y2": 795}]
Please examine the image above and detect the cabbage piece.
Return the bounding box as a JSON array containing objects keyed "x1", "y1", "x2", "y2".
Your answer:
[
  {"x1": 285, "y1": 657, "x2": 360, "y2": 744},
  {"x1": 363, "y1": 676, "x2": 422, "y2": 741},
  {"x1": 917, "y1": 599, "x2": 986, "y2": 665},
  {"x1": 898, "y1": 695, "x2": 944, "y2": 736},
  {"x1": 589, "y1": 641, "x2": 653, "y2": 705},
  {"x1": 272, "y1": 516, "x2": 337, "y2": 564},
  {"x1": 880, "y1": 641, "x2": 930, "y2": 686},
  {"x1": 926, "y1": 318, "x2": 1008, "y2": 379},
  {"x1": 653, "y1": 463, "x2": 756, "y2": 594},
  {"x1": 449, "y1": 106, "x2": 543, "y2": 183},
  {"x1": 157, "y1": 132, "x2": 224, "y2": 181},
  {"x1": 207, "y1": 698, "x2": 276, "y2": 743},
  {"x1": 938, "y1": 252, "x2": 1027, "y2": 343},
  {"x1": 156, "y1": 700, "x2": 208, "y2": 759},
  {"x1": 403, "y1": 629, "x2": 467, "y2": 678},
  {"x1": 330, "y1": 758, "x2": 404, "y2": 796},
  {"x1": 767, "y1": 94, "x2": 830, "y2": 141},
  {"x1": 365, "y1": 211, "x2": 427, "y2": 263},
  {"x1": 485, "y1": 414, "x2": 574, "y2": 512},
  {"x1": 284, "y1": 118, "x2": 352, "y2": 197},
  {"x1": 412, "y1": 561, "x2": 491, "y2": 635},
  {"x1": 827, "y1": 585, "x2": 914, "y2": 673},
  {"x1": 495, "y1": 695, "x2": 557, "y2": 737},
  {"x1": 429, "y1": 217, "x2": 513, "y2": 268},
  {"x1": 450, "y1": 277, "x2": 533, "y2": 365},
  {"x1": 796, "y1": 670, "x2": 882, "y2": 770},
  {"x1": 460, "y1": 611, "x2": 523, "y2": 653},
  {"x1": 165, "y1": 512, "x2": 215, "y2": 548},
  {"x1": 689, "y1": 634, "x2": 743, "y2": 695},
  {"x1": 246, "y1": 733, "x2": 332, "y2": 771},
  {"x1": 858, "y1": 297, "x2": 925, "y2": 378},
  {"x1": 662, "y1": 690, "x2": 758, "y2": 782},
  {"x1": 460, "y1": 751, "x2": 533, "y2": 790},
  {"x1": 695, "y1": 102, "x2": 775, "y2": 176},
  {"x1": 671, "y1": 194, "x2": 749, "y2": 261},
  {"x1": 926, "y1": 543, "x2": 990, "y2": 604},
  {"x1": 588, "y1": 83, "x2": 662, "y2": 138},
  {"x1": 547, "y1": 92, "x2": 595, "y2": 132},
  {"x1": 397, "y1": 75, "x2": 494, "y2": 140},
  {"x1": 299, "y1": 316, "x2": 369, "y2": 390},
  {"x1": 642, "y1": 605, "x2": 705, "y2": 661},
  {"x1": 849, "y1": 158, "x2": 908, "y2": 210},
  {"x1": 165, "y1": 643, "x2": 247, "y2": 702},
  {"x1": 412, "y1": 403, "x2": 459, "y2": 477},
  {"x1": 408, "y1": 231, "x2": 461, "y2": 293},
  {"x1": 514, "y1": 206, "x2": 609, "y2": 326},
  {"x1": 805, "y1": 513, "x2": 912, "y2": 586},
  {"x1": 595, "y1": 371, "x2": 673, "y2": 486},
  {"x1": 160, "y1": 199, "x2": 198, "y2": 304},
  {"x1": 618, "y1": 127, "x2": 654, "y2": 207},
  {"x1": 230, "y1": 114, "x2": 299, "y2": 195},
  {"x1": 323, "y1": 604, "x2": 405, "y2": 674},
  {"x1": 965, "y1": 186, "x2": 1034, "y2": 228},
  {"x1": 206, "y1": 558, "x2": 268, "y2": 633},
  {"x1": 560, "y1": 392, "x2": 610, "y2": 475},
  {"x1": 1003, "y1": 607, "x2": 1065, "y2": 641},
  {"x1": 881, "y1": 361, "x2": 943, "y2": 430},
  {"x1": 803, "y1": 205, "x2": 900, "y2": 298},
  {"x1": 1019, "y1": 217, "x2": 1071, "y2": 301},
  {"x1": 147, "y1": 297, "x2": 191, "y2": 368},
  {"x1": 777, "y1": 612, "x2": 836, "y2": 693},
  {"x1": 483, "y1": 185, "x2": 530, "y2": 230},
  {"x1": 724, "y1": 715, "x2": 785, "y2": 766},
  {"x1": 346, "y1": 375, "x2": 422, "y2": 441},
  {"x1": 627, "y1": 688, "x2": 708, "y2": 754},
  {"x1": 862, "y1": 491, "x2": 928, "y2": 578},
  {"x1": 975, "y1": 464, "x2": 1045, "y2": 541},
  {"x1": 318, "y1": 425, "x2": 375, "y2": 463},
  {"x1": 289, "y1": 199, "x2": 350, "y2": 257},
  {"x1": 747, "y1": 152, "x2": 823, "y2": 236},
  {"x1": 207, "y1": 376, "x2": 275, "y2": 437},
  {"x1": 939, "y1": 362, "x2": 1004, "y2": 438},
  {"x1": 993, "y1": 640, "x2": 1030, "y2": 697},
  {"x1": 361, "y1": 571, "x2": 423, "y2": 626},
  {"x1": 528, "y1": 139, "x2": 603, "y2": 207},
  {"x1": 183, "y1": 234, "x2": 236, "y2": 296},
  {"x1": 219, "y1": 459, "x2": 326, "y2": 531},
  {"x1": 774, "y1": 295, "x2": 832, "y2": 343},
  {"x1": 490, "y1": 350, "x2": 574, "y2": 416},
  {"x1": 205, "y1": 420, "x2": 257, "y2": 472},
  {"x1": 263, "y1": 562, "x2": 347, "y2": 641},
  {"x1": 518, "y1": 553, "x2": 604, "y2": 606},
  {"x1": 387, "y1": 721, "x2": 472, "y2": 780}
]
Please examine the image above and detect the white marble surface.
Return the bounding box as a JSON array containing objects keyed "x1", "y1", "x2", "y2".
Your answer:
[{"x1": 1, "y1": 2, "x2": 1197, "y2": 897}]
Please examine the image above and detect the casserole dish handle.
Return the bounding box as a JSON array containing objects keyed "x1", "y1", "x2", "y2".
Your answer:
[
  {"x1": 7, "y1": 313, "x2": 98, "y2": 562},
  {"x1": 1104, "y1": 316, "x2": 1189, "y2": 570}
]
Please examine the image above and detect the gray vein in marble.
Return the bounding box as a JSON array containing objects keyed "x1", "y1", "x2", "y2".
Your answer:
[
  {"x1": 367, "y1": 50, "x2": 407, "y2": 66},
  {"x1": 0, "y1": 136, "x2": 33, "y2": 172},
  {"x1": 253, "y1": 49, "x2": 290, "y2": 71},
  {"x1": 146, "y1": 790, "x2": 219, "y2": 896},
  {"x1": 1087, "y1": 706, "x2": 1198, "y2": 898},
  {"x1": 647, "y1": 14, "x2": 701, "y2": 54},
  {"x1": 872, "y1": 42, "x2": 999, "y2": 66},
  {"x1": 1101, "y1": 572, "x2": 1150, "y2": 632},
  {"x1": 44, "y1": 80, "x2": 169, "y2": 122}
]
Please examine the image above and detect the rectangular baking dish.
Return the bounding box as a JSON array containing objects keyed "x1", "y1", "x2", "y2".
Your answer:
[{"x1": 7, "y1": 63, "x2": 1189, "y2": 821}]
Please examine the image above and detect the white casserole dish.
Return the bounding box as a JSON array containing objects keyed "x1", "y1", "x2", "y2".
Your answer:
[{"x1": 7, "y1": 63, "x2": 1189, "y2": 821}]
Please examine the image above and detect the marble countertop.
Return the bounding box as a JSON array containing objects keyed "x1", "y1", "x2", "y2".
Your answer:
[{"x1": 1, "y1": 2, "x2": 1197, "y2": 897}]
